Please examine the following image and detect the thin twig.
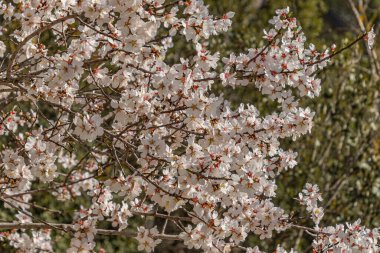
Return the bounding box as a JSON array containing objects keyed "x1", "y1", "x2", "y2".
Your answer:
[{"x1": 0, "y1": 222, "x2": 181, "y2": 240}]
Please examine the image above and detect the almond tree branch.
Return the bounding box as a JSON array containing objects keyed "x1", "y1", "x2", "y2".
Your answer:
[
  {"x1": 307, "y1": 32, "x2": 368, "y2": 66},
  {"x1": 6, "y1": 14, "x2": 77, "y2": 79},
  {"x1": 0, "y1": 222, "x2": 181, "y2": 240},
  {"x1": 0, "y1": 221, "x2": 327, "y2": 242},
  {"x1": 347, "y1": 0, "x2": 380, "y2": 78}
]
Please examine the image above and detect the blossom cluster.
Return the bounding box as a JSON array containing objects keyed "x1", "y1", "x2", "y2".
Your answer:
[
  {"x1": 298, "y1": 183, "x2": 324, "y2": 225},
  {"x1": 136, "y1": 226, "x2": 162, "y2": 253},
  {"x1": 315, "y1": 220, "x2": 380, "y2": 252},
  {"x1": 0, "y1": 0, "x2": 377, "y2": 252}
]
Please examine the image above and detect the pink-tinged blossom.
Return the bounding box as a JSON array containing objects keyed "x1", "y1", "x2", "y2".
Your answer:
[
  {"x1": 367, "y1": 27, "x2": 376, "y2": 50},
  {"x1": 136, "y1": 226, "x2": 162, "y2": 253}
]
